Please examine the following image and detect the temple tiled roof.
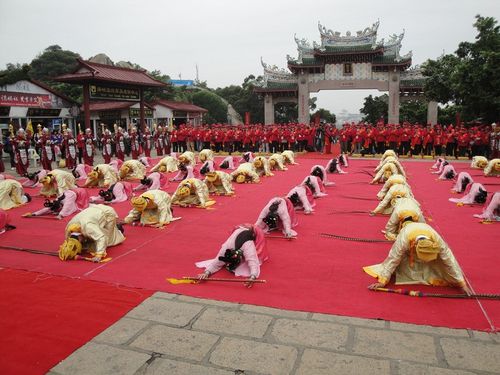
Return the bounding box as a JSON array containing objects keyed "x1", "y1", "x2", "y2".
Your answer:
[
  {"x1": 56, "y1": 59, "x2": 167, "y2": 87},
  {"x1": 83, "y1": 101, "x2": 155, "y2": 111},
  {"x1": 320, "y1": 44, "x2": 378, "y2": 53},
  {"x1": 154, "y1": 99, "x2": 208, "y2": 113},
  {"x1": 372, "y1": 55, "x2": 412, "y2": 65},
  {"x1": 400, "y1": 79, "x2": 426, "y2": 88}
]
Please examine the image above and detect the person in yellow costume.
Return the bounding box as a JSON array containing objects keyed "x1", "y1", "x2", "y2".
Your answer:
[
  {"x1": 204, "y1": 171, "x2": 234, "y2": 195},
  {"x1": 268, "y1": 153, "x2": 288, "y2": 171},
  {"x1": 484, "y1": 158, "x2": 500, "y2": 177},
  {"x1": 123, "y1": 190, "x2": 178, "y2": 227},
  {"x1": 371, "y1": 183, "x2": 413, "y2": 215},
  {"x1": 231, "y1": 162, "x2": 260, "y2": 184},
  {"x1": 253, "y1": 156, "x2": 273, "y2": 177},
  {"x1": 150, "y1": 155, "x2": 178, "y2": 173},
  {"x1": 376, "y1": 149, "x2": 397, "y2": 167},
  {"x1": 171, "y1": 178, "x2": 214, "y2": 208},
  {"x1": 376, "y1": 174, "x2": 410, "y2": 200},
  {"x1": 83, "y1": 164, "x2": 119, "y2": 188},
  {"x1": 364, "y1": 222, "x2": 471, "y2": 294},
  {"x1": 39, "y1": 169, "x2": 76, "y2": 197},
  {"x1": 374, "y1": 156, "x2": 406, "y2": 178},
  {"x1": 281, "y1": 150, "x2": 297, "y2": 165},
  {"x1": 119, "y1": 159, "x2": 146, "y2": 180},
  {"x1": 382, "y1": 197, "x2": 425, "y2": 241},
  {"x1": 370, "y1": 162, "x2": 399, "y2": 184},
  {"x1": 59, "y1": 204, "x2": 125, "y2": 262},
  {"x1": 0, "y1": 179, "x2": 31, "y2": 210},
  {"x1": 178, "y1": 151, "x2": 196, "y2": 167},
  {"x1": 198, "y1": 148, "x2": 214, "y2": 163},
  {"x1": 470, "y1": 156, "x2": 488, "y2": 169}
]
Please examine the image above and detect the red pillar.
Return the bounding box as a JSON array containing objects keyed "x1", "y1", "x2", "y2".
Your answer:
[
  {"x1": 83, "y1": 82, "x2": 91, "y2": 130},
  {"x1": 139, "y1": 88, "x2": 145, "y2": 132}
]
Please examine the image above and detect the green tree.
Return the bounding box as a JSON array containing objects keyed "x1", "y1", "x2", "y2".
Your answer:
[
  {"x1": 274, "y1": 102, "x2": 297, "y2": 123},
  {"x1": 360, "y1": 94, "x2": 388, "y2": 124},
  {"x1": 312, "y1": 108, "x2": 336, "y2": 123},
  {"x1": 0, "y1": 63, "x2": 31, "y2": 86},
  {"x1": 421, "y1": 54, "x2": 461, "y2": 104},
  {"x1": 399, "y1": 100, "x2": 427, "y2": 124},
  {"x1": 29, "y1": 45, "x2": 82, "y2": 101},
  {"x1": 191, "y1": 90, "x2": 227, "y2": 123}
]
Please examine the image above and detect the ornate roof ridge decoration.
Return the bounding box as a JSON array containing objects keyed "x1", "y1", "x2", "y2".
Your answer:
[
  {"x1": 318, "y1": 20, "x2": 379, "y2": 47},
  {"x1": 401, "y1": 64, "x2": 425, "y2": 80},
  {"x1": 294, "y1": 34, "x2": 314, "y2": 62},
  {"x1": 260, "y1": 58, "x2": 297, "y2": 86}
]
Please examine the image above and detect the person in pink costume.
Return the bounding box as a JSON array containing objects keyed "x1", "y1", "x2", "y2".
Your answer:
[
  {"x1": 438, "y1": 164, "x2": 457, "y2": 180},
  {"x1": 24, "y1": 188, "x2": 89, "y2": 219},
  {"x1": 338, "y1": 153, "x2": 349, "y2": 168},
  {"x1": 133, "y1": 172, "x2": 169, "y2": 192},
  {"x1": 431, "y1": 157, "x2": 445, "y2": 170},
  {"x1": 474, "y1": 192, "x2": 500, "y2": 221},
  {"x1": 449, "y1": 182, "x2": 488, "y2": 205},
  {"x1": 0, "y1": 209, "x2": 16, "y2": 234},
  {"x1": 108, "y1": 159, "x2": 124, "y2": 174},
  {"x1": 72, "y1": 164, "x2": 93, "y2": 181},
  {"x1": 325, "y1": 158, "x2": 347, "y2": 174},
  {"x1": 219, "y1": 156, "x2": 236, "y2": 170},
  {"x1": 255, "y1": 197, "x2": 298, "y2": 238},
  {"x1": 139, "y1": 156, "x2": 152, "y2": 168},
  {"x1": 451, "y1": 172, "x2": 474, "y2": 194},
  {"x1": 301, "y1": 175, "x2": 327, "y2": 197},
  {"x1": 310, "y1": 165, "x2": 335, "y2": 187},
  {"x1": 90, "y1": 181, "x2": 133, "y2": 204},
  {"x1": 432, "y1": 160, "x2": 449, "y2": 175},
  {"x1": 239, "y1": 152, "x2": 254, "y2": 163},
  {"x1": 200, "y1": 160, "x2": 216, "y2": 175},
  {"x1": 286, "y1": 185, "x2": 315, "y2": 214},
  {"x1": 22, "y1": 170, "x2": 48, "y2": 188},
  {"x1": 170, "y1": 163, "x2": 198, "y2": 181},
  {"x1": 196, "y1": 223, "x2": 268, "y2": 285}
]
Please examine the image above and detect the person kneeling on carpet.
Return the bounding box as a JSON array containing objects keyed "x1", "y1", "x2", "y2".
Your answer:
[
  {"x1": 219, "y1": 156, "x2": 236, "y2": 170},
  {"x1": 171, "y1": 178, "x2": 214, "y2": 208},
  {"x1": 24, "y1": 188, "x2": 89, "y2": 219},
  {"x1": 150, "y1": 155, "x2": 178, "y2": 173},
  {"x1": 449, "y1": 182, "x2": 488, "y2": 206},
  {"x1": 363, "y1": 222, "x2": 471, "y2": 295},
  {"x1": 451, "y1": 172, "x2": 474, "y2": 194},
  {"x1": 253, "y1": 156, "x2": 273, "y2": 177},
  {"x1": 301, "y1": 175, "x2": 327, "y2": 198},
  {"x1": 133, "y1": 172, "x2": 169, "y2": 192},
  {"x1": 310, "y1": 165, "x2": 335, "y2": 187},
  {"x1": 268, "y1": 153, "x2": 287, "y2": 171},
  {"x1": 0, "y1": 209, "x2": 16, "y2": 234},
  {"x1": 484, "y1": 158, "x2": 500, "y2": 177},
  {"x1": 231, "y1": 162, "x2": 260, "y2": 184},
  {"x1": 325, "y1": 158, "x2": 347, "y2": 174},
  {"x1": 376, "y1": 174, "x2": 410, "y2": 200},
  {"x1": 286, "y1": 185, "x2": 315, "y2": 214},
  {"x1": 119, "y1": 159, "x2": 146, "y2": 180},
  {"x1": 39, "y1": 169, "x2": 76, "y2": 197},
  {"x1": 22, "y1": 170, "x2": 48, "y2": 188},
  {"x1": 371, "y1": 183, "x2": 412, "y2": 215},
  {"x1": 471, "y1": 156, "x2": 488, "y2": 170},
  {"x1": 204, "y1": 171, "x2": 234, "y2": 196},
  {"x1": 90, "y1": 181, "x2": 133, "y2": 204},
  {"x1": 281, "y1": 150, "x2": 297, "y2": 165},
  {"x1": 382, "y1": 197, "x2": 424, "y2": 241},
  {"x1": 123, "y1": 190, "x2": 178, "y2": 228},
  {"x1": 437, "y1": 164, "x2": 457, "y2": 180},
  {"x1": 196, "y1": 223, "x2": 268, "y2": 287},
  {"x1": 255, "y1": 197, "x2": 298, "y2": 238},
  {"x1": 84, "y1": 164, "x2": 119, "y2": 188},
  {"x1": 59, "y1": 204, "x2": 125, "y2": 262},
  {"x1": 370, "y1": 162, "x2": 399, "y2": 184},
  {"x1": 473, "y1": 192, "x2": 500, "y2": 222},
  {"x1": 374, "y1": 156, "x2": 406, "y2": 178},
  {"x1": 0, "y1": 179, "x2": 31, "y2": 210},
  {"x1": 170, "y1": 162, "x2": 197, "y2": 182}
]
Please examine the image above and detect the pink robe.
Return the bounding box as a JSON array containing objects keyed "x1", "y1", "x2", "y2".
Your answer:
[
  {"x1": 33, "y1": 188, "x2": 89, "y2": 218},
  {"x1": 200, "y1": 160, "x2": 216, "y2": 175},
  {"x1": 255, "y1": 197, "x2": 298, "y2": 237},
  {"x1": 22, "y1": 170, "x2": 48, "y2": 188},
  {"x1": 452, "y1": 172, "x2": 474, "y2": 193},
  {"x1": 171, "y1": 165, "x2": 198, "y2": 181},
  {"x1": 433, "y1": 160, "x2": 449, "y2": 174},
  {"x1": 139, "y1": 157, "x2": 152, "y2": 167},
  {"x1": 134, "y1": 172, "x2": 168, "y2": 191},
  {"x1": 474, "y1": 192, "x2": 500, "y2": 221},
  {"x1": 311, "y1": 165, "x2": 335, "y2": 186},
  {"x1": 449, "y1": 183, "x2": 487, "y2": 204},
  {"x1": 109, "y1": 159, "x2": 124, "y2": 174},
  {"x1": 338, "y1": 154, "x2": 349, "y2": 167},
  {"x1": 74, "y1": 164, "x2": 93, "y2": 181},
  {"x1": 90, "y1": 181, "x2": 133, "y2": 204},
  {"x1": 196, "y1": 225, "x2": 267, "y2": 277},
  {"x1": 438, "y1": 164, "x2": 457, "y2": 180},
  {"x1": 432, "y1": 157, "x2": 444, "y2": 170},
  {"x1": 239, "y1": 152, "x2": 254, "y2": 163},
  {"x1": 325, "y1": 159, "x2": 347, "y2": 174},
  {"x1": 219, "y1": 156, "x2": 236, "y2": 170},
  {"x1": 286, "y1": 185, "x2": 315, "y2": 213},
  {"x1": 302, "y1": 175, "x2": 327, "y2": 197}
]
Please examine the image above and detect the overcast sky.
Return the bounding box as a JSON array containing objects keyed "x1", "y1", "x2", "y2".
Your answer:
[{"x1": 1, "y1": 0, "x2": 498, "y2": 115}]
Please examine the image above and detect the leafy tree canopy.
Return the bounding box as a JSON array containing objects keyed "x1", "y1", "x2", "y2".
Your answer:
[{"x1": 360, "y1": 94, "x2": 388, "y2": 124}]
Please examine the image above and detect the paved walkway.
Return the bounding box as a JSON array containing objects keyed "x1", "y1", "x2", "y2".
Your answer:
[{"x1": 49, "y1": 292, "x2": 500, "y2": 375}]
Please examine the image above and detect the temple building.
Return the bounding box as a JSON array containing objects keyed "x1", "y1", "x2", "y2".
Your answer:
[{"x1": 255, "y1": 21, "x2": 431, "y2": 125}]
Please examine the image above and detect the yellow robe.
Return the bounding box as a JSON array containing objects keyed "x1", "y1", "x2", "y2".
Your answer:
[
  {"x1": 231, "y1": 162, "x2": 260, "y2": 183},
  {"x1": 383, "y1": 197, "x2": 425, "y2": 240},
  {"x1": 376, "y1": 174, "x2": 410, "y2": 200},
  {"x1": 40, "y1": 169, "x2": 76, "y2": 197},
  {"x1": 269, "y1": 154, "x2": 287, "y2": 171},
  {"x1": 85, "y1": 164, "x2": 119, "y2": 187},
  {"x1": 253, "y1": 156, "x2": 273, "y2": 177},
  {"x1": 120, "y1": 160, "x2": 146, "y2": 180},
  {"x1": 0, "y1": 180, "x2": 24, "y2": 210},
  {"x1": 150, "y1": 156, "x2": 178, "y2": 173},
  {"x1": 364, "y1": 222, "x2": 465, "y2": 287},
  {"x1": 204, "y1": 171, "x2": 234, "y2": 195},
  {"x1": 198, "y1": 149, "x2": 214, "y2": 162},
  {"x1": 66, "y1": 204, "x2": 125, "y2": 257},
  {"x1": 371, "y1": 162, "x2": 399, "y2": 184},
  {"x1": 123, "y1": 189, "x2": 175, "y2": 225},
  {"x1": 373, "y1": 184, "x2": 413, "y2": 215},
  {"x1": 171, "y1": 178, "x2": 211, "y2": 207},
  {"x1": 484, "y1": 158, "x2": 500, "y2": 177}
]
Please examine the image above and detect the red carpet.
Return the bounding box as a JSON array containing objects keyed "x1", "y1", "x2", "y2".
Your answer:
[
  {"x1": 0, "y1": 268, "x2": 152, "y2": 375},
  {"x1": 0, "y1": 155, "x2": 499, "y2": 335}
]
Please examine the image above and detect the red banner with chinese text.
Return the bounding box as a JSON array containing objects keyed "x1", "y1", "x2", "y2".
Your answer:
[
  {"x1": 0, "y1": 92, "x2": 51, "y2": 108},
  {"x1": 244, "y1": 112, "x2": 250, "y2": 125}
]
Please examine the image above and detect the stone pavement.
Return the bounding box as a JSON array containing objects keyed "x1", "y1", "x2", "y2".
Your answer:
[{"x1": 49, "y1": 292, "x2": 500, "y2": 375}]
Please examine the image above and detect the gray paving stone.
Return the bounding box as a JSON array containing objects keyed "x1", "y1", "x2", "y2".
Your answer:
[
  {"x1": 126, "y1": 298, "x2": 203, "y2": 326},
  {"x1": 51, "y1": 342, "x2": 149, "y2": 375},
  {"x1": 311, "y1": 312, "x2": 386, "y2": 328},
  {"x1": 192, "y1": 308, "x2": 272, "y2": 338},
  {"x1": 177, "y1": 295, "x2": 240, "y2": 308},
  {"x1": 271, "y1": 318, "x2": 349, "y2": 350},
  {"x1": 152, "y1": 291, "x2": 177, "y2": 300},
  {"x1": 397, "y1": 362, "x2": 476, "y2": 375},
  {"x1": 389, "y1": 321, "x2": 469, "y2": 337},
  {"x1": 93, "y1": 318, "x2": 149, "y2": 345},
  {"x1": 144, "y1": 357, "x2": 233, "y2": 375},
  {"x1": 441, "y1": 337, "x2": 500, "y2": 373},
  {"x1": 352, "y1": 327, "x2": 438, "y2": 364},
  {"x1": 210, "y1": 337, "x2": 297, "y2": 375},
  {"x1": 470, "y1": 330, "x2": 500, "y2": 343},
  {"x1": 240, "y1": 304, "x2": 310, "y2": 319},
  {"x1": 296, "y1": 348, "x2": 390, "y2": 375},
  {"x1": 130, "y1": 324, "x2": 219, "y2": 361}
]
